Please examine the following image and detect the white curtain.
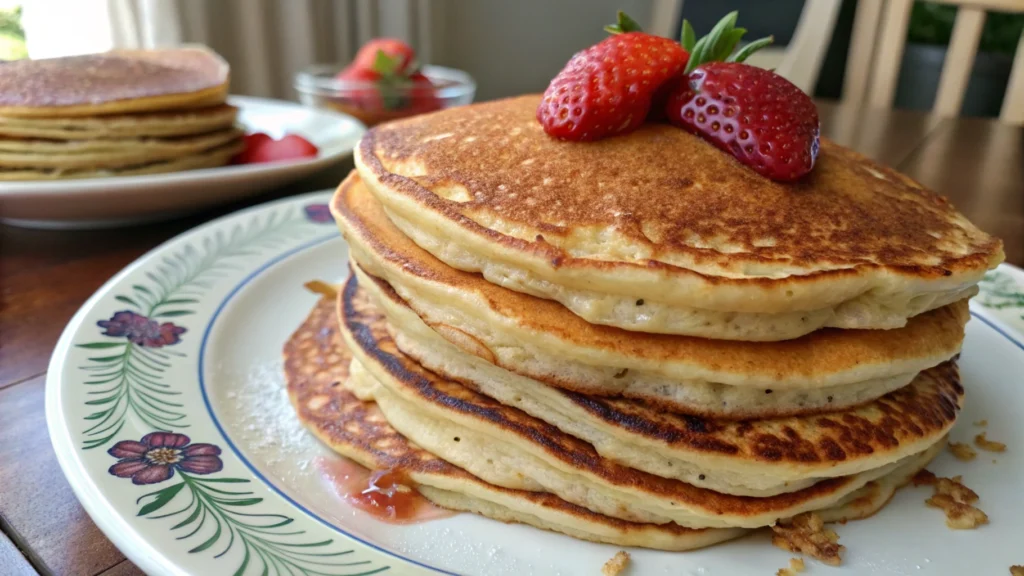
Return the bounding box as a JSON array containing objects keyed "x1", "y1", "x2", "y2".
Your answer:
[{"x1": 23, "y1": 0, "x2": 435, "y2": 100}]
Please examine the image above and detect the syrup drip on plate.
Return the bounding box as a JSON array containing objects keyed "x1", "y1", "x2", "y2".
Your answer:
[{"x1": 316, "y1": 457, "x2": 455, "y2": 524}]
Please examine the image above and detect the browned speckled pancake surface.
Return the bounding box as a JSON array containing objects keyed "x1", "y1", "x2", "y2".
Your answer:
[
  {"x1": 284, "y1": 292, "x2": 743, "y2": 548},
  {"x1": 0, "y1": 48, "x2": 228, "y2": 117},
  {"x1": 357, "y1": 95, "x2": 1000, "y2": 279}
]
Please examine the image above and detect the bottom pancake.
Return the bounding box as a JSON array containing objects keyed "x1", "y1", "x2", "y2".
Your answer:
[
  {"x1": 353, "y1": 263, "x2": 963, "y2": 498},
  {"x1": 285, "y1": 292, "x2": 744, "y2": 550},
  {"x1": 285, "y1": 290, "x2": 942, "y2": 550},
  {"x1": 0, "y1": 139, "x2": 243, "y2": 181},
  {"x1": 337, "y1": 275, "x2": 949, "y2": 529}
]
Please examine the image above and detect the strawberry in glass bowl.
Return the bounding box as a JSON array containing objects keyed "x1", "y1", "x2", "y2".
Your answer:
[{"x1": 295, "y1": 39, "x2": 475, "y2": 127}]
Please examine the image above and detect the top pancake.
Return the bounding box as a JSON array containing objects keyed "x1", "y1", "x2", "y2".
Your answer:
[
  {"x1": 355, "y1": 95, "x2": 1003, "y2": 339},
  {"x1": 0, "y1": 47, "x2": 229, "y2": 118}
]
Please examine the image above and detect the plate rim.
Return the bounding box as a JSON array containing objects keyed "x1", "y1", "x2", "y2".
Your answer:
[{"x1": 43, "y1": 190, "x2": 1024, "y2": 575}]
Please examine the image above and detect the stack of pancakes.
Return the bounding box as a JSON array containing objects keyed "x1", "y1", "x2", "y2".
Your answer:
[
  {"x1": 285, "y1": 95, "x2": 1004, "y2": 550},
  {"x1": 0, "y1": 47, "x2": 242, "y2": 181}
]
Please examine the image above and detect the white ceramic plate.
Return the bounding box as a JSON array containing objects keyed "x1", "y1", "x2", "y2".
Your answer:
[
  {"x1": 0, "y1": 96, "x2": 364, "y2": 228},
  {"x1": 47, "y1": 191, "x2": 1024, "y2": 576}
]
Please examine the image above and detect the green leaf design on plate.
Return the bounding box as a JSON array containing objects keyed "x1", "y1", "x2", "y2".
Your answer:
[
  {"x1": 77, "y1": 206, "x2": 324, "y2": 449},
  {"x1": 136, "y1": 473, "x2": 388, "y2": 576},
  {"x1": 978, "y1": 270, "x2": 1024, "y2": 318}
]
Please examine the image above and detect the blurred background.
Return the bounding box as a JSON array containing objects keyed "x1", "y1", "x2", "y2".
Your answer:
[{"x1": 2, "y1": 0, "x2": 1022, "y2": 120}]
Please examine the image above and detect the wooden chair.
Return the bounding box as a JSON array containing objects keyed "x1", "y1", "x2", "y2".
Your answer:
[
  {"x1": 651, "y1": 0, "x2": 1024, "y2": 125},
  {"x1": 648, "y1": 0, "x2": 845, "y2": 94},
  {"x1": 850, "y1": 0, "x2": 1024, "y2": 125}
]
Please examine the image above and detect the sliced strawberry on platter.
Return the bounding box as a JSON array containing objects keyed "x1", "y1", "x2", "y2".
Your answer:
[{"x1": 234, "y1": 133, "x2": 318, "y2": 165}]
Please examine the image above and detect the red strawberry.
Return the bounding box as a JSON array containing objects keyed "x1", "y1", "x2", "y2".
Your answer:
[
  {"x1": 538, "y1": 12, "x2": 689, "y2": 141},
  {"x1": 407, "y1": 71, "x2": 441, "y2": 113},
  {"x1": 337, "y1": 66, "x2": 379, "y2": 83},
  {"x1": 235, "y1": 133, "x2": 318, "y2": 164},
  {"x1": 233, "y1": 132, "x2": 272, "y2": 164},
  {"x1": 338, "y1": 48, "x2": 438, "y2": 113},
  {"x1": 349, "y1": 38, "x2": 416, "y2": 75},
  {"x1": 666, "y1": 63, "x2": 819, "y2": 181}
]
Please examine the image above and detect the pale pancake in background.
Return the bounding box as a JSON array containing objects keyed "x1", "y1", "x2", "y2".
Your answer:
[
  {"x1": 355, "y1": 267, "x2": 963, "y2": 496},
  {"x1": 286, "y1": 293, "x2": 942, "y2": 548},
  {"x1": 0, "y1": 128, "x2": 241, "y2": 170},
  {"x1": 0, "y1": 139, "x2": 243, "y2": 181},
  {"x1": 285, "y1": 294, "x2": 746, "y2": 550},
  {"x1": 354, "y1": 96, "x2": 1002, "y2": 340},
  {"x1": 338, "y1": 279, "x2": 951, "y2": 528},
  {"x1": 0, "y1": 105, "x2": 238, "y2": 139},
  {"x1": 333, "y1": 175, "x2": 969, "y2": 418},
  {"x1": 0, "y1": 47, "x2": 229, "y2": 118}
]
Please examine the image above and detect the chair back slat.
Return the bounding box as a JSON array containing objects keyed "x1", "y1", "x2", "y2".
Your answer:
[
  {"x1": 1001, "y1": 32, "x2": 1024, "y2": 123},
  {"x1": 934, "y1": 7, "x2": 987, "y2": 116},
  {"x1": 868, "y1": 0, "x2": 915, "y2": 108},
  {"x1": 775, "y1": 0, "x2": 844, "y2": 93},
  {"x1": 842, "y1": 0, "x2": 884, "y2": 105}
]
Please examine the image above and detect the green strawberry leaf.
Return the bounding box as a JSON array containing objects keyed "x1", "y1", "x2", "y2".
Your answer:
[
  {"x1": 729, "y1": 36, "x2": 775, "y2": 63},
  {"x1": 371, "y1": 50, "x2": 402, "y2": 77},
  {"x1": 684, "y1": 11, "x2": 772, "y2": 73},
  {"x1": 604, "y1": 10, "x2": 644, "y2": 35},
  {"x1": 714, "y1": 27, "x2": 747, "y2": 61},
  {"x1": 680, "y1": 20, "x2": 696, "y2": 51}
]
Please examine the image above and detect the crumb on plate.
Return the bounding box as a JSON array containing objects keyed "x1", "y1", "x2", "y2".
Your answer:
[
  {"x1": 1010, "y1": 565, "x2": 1024, "y2": 576},
  {"x1": 974, "y1": 419, "x2": 988, "y2": 427},
  {"x1": 912, "y1": 469, "x2": 937, "y2": 487},
  {"x1": 949, "y1": 442, "x2": 977, "y2": 461},
  {"x1": 771, "y1": 512, "x2": 844, "y2": 566},
  {"x1": 975, "y1": 432, "x2": 1007, "y2": 453},
  {"x1": 923, "y1": 474, "x2": 989, "y2": 529},
  {"x1": 602, "y1": 550, "x2": 629, "y2": 576},
  {"x1": 777, "y1": 557, "x2": 806, "y2": 575}
]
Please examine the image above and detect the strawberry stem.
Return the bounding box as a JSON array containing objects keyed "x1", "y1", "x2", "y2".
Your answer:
[
  {"x1": 683, "y1": 11, "x2": 772, "y2": 74},
  {"x1": 604, "y1": 10, "x2": 644, "y2": 35}
]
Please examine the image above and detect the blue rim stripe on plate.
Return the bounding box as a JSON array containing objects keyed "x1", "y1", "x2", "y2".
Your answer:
[
  {"x1": 969, "y1": 312, "x2": 1024, "y2": 352},
  {"x1": 198, "y1": 233, "x2": 456, "y2": 576}
]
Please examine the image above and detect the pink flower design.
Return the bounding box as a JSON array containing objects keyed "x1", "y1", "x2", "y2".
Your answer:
[
  {"x1": 304, "y1": 203, "x2": 332, "y2": 223},
  {"x1": 97, "y1": 311, "x2": 186, "y2": 348},
  {"x1": 108, "y1": 432, "x2": 223, "y2": 485}
]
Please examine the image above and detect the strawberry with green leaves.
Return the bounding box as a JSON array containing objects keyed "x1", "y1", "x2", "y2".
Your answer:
[
  {"x1": 537, "y1": 12, "x2": 691, "y2": 141},
  {"x1": 337, "y1": 39, "x2": 440, "y2": 114},
  {"x1": 537, "y1": 11, "x2": 820, "y2": 182},
  {"x1": 666, "y1": 13, "x2": 819, "y2": 181}
]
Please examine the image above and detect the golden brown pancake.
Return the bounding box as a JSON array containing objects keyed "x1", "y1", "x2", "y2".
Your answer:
[
  {"x1": 0, "y1": 47, "x2": 229, "y2": 118},
  {"x1": 0, "y1": 128, "x2": 242, "y2": 169},
  {"x1": 285, "y1": 293, "x2": 746, "y2": 550},
  {"x1": 337, "y1": 277, "x2": 952, "y2": 528},
  {"x1": 286, "y1": 292, "x2": 941, "y2": 547},
  {"x1": 354, "y1": 265, "x2": 962, "y2": 496},
  {"x1": 354, "y1": 96, "x2": 1002, "y2": 339},
  {"x1": 334, "y1": 174, "x2": 969, "y2": 419},
  {"x1": 0, "y1": 139, "x2": 243, "y2": 181},
  {"x1": 0, "y1": 104, "x2": 238, "y2": 139}
]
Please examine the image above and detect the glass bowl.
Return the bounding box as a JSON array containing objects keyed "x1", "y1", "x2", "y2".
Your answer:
[{"x1": 295, "y1": 64, "x2": 476, "y2": 127}]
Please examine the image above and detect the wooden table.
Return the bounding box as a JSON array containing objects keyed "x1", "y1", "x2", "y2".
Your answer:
[{"x1": 1, "y1": 102, "x2": 1022, "y2": 575}]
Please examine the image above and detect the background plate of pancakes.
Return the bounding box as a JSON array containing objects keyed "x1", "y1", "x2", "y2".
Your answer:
[
  {"x1": 46, "y1": 183, "x2": 1024, "y2": 575},
  {"x1": 0, "y1": 48, "x2": 365, "y2": 228}
]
